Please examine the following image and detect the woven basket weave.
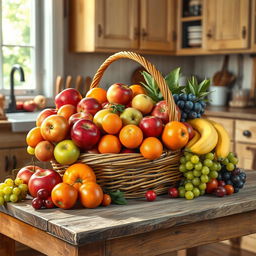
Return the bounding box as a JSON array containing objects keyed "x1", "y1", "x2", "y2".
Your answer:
[{"x1": 51, "y1": 51, "x2": 182, "y2": 198}]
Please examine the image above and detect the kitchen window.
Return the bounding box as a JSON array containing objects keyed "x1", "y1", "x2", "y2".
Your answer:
[{"x1": 0, "y1": 0, "x2": 42, "y2": 96}]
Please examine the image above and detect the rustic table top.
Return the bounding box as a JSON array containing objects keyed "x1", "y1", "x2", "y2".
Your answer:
[{"x1": 0, "y1": 171, "x2": 256, "y2": 247}]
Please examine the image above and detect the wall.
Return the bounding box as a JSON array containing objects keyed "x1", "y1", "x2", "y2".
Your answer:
[{"x1": 193, "y1": 55, "x2": 253, "y2": 90}]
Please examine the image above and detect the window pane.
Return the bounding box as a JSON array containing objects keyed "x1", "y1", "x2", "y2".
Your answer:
[
  {"x1": 2, "y1": 0, "x2": 32, "y2": 45},
  {"x1": 3, "y1": 46, "x2": 33, "y2": 89}
]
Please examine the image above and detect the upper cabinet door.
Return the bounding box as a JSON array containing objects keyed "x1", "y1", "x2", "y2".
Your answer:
[
  {"x1": 96, "y1": 0, "x2": 139, "y2": 49},
  {"x1": 205, "y1": 0, "x2": 250, "y2": 50},
  {"x1": 140, "y1": 0, "x2": 175, "y2": 51}
]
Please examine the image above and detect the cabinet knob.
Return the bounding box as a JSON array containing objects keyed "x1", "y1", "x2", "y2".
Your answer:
[
  {"x1": 242, "y1": 26, "x2": 246, "y2": 39},
  {"x1": 5, "y1": 156, "x2": 9, "y2": 172},
  {"x1": 243, "y1": 130, "x2": 252, "y2": 138},
  {"x1": 206, "y1": 30, "x2": 212, "y2": 39}
]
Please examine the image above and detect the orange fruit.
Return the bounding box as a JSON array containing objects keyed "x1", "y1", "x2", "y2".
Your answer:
[
  {"x1": 162, "y1": 121, "x2": 189, "y2": 150},
  {"x1": 140, "y1": 137, "x2": 163, "y2": 160},
  {"x1": 26, "y1": 127, "x2": 44, "y2": 147},
  {"x1": 101, "y1": 194, "x2": 111, "y2": 206},
  {"x1": 130, "y1": 84, "x2": 146, "y2": 97},
  {"x1": 98, "y1": 135, "x2": 121, "y2": 154},
  {"x1": 93, "y1": 109, "x2": 112, "y2": 130},
  {"x1": 102, "y1": 113, "x2": 122, "y2": 134},
  {"x1": 63, "y1": 163, "x2": 96, "y2": 191},
  {"x1": 79, "y1": 182, "x2": 103, "y2": 208},
  {"x1": 119, "y1": 125, "x2": 143, "y2": 149},
  {"x1": 86, "y1": 88, "x2": 107, "y2": 104},
  {"x1": 57, "y1": 104, "x2": 76, "y2": 120}
]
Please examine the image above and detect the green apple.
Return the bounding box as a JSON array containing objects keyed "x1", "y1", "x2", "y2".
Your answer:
[
  {"x1": 120, "y1": 107, "x2": 143, "y2": 125},
  {"x1": 54, "y1": 140, "x2": 80, "y2": 165}
]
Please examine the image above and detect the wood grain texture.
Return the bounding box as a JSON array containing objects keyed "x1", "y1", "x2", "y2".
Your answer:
[
  {"x1": 205, "y1": 107, "x2": 256, "y2": 121},
  {"x1": 106, "y1": 211, "x2": 256, "y2": 256},
  {"x1": 235, "y1": 120, "x2": 256, "y2": 144},
  {"x1": 0, "y1": 172, "x2": 256, "y2": 247},
  {"x1": 0, "y1": 234, "x2": 15, "y2": 256}
]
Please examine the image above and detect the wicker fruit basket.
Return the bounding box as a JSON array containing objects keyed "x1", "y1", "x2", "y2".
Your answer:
[{"x1": 51, "y1": 51, "x2": 182, "y2": 198}]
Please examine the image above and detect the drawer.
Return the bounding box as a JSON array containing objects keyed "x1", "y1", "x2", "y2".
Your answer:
[
  {"x1": 208, "y1": 117, "x2": 234, "y2": 139},
  {"x1": 235, "y1": 142, "x2": 256, "y2": 170},
  {"x1": 235, "y1": 120, "x2": 256, "y2": 143}
]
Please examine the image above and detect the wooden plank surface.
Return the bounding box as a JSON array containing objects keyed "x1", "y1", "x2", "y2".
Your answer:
[{"x1": 0, "y1": 172, "x2": 256, "y2": 246}]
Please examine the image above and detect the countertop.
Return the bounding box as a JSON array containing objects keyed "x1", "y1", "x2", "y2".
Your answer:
[
  {"x1": 205, "y1": 106, "x2": 256, "y2": 120},
  {"x1": 0, "y1": 171, "x2": 255, "y2": 246}
]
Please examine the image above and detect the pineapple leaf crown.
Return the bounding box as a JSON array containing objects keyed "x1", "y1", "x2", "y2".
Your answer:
[{"x1": 141, "y1": 68, "x2": 210, "y2": 102}]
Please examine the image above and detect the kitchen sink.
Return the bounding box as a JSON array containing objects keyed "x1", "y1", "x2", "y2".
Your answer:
[{"x1": 6, "y1": 111, "x2": 38, "y2": 132}]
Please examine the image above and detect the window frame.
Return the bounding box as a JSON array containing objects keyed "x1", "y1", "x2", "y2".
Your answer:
[{"x1": 0, "y1": 0, "x2": 43, "y2": 96}]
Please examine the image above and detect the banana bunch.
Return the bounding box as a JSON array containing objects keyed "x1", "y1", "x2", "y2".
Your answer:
[{"x1": 186, "y1": 118, "x2": 230, "y2": 159}]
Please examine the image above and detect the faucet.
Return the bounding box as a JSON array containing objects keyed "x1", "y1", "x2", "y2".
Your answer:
[{"x1": 6, "y1": 64, "x2": 25, "y2": 113}]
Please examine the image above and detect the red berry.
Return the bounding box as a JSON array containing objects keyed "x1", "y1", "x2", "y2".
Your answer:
[
  {"x1": 218, "y1": 180, "x2": 226, "y2": 187},
  {"x1": 145, "y1": 190, "x2": 156, "y2": 202},
  {"x1": 168, "y1": 187, "x2": 179, "y2": 198},
  {"x1": 37, "y1": 189, "x2": 50, "y2": 200},
  {"x1": 32, "y1": 197, "x2": 43, "y2": 210},
  {"x1": 215, "y1": 186, "x2": 227, "y2": 197},
  {"x1": 44, "y1": 196, "x2": 55, "y2": 209}
]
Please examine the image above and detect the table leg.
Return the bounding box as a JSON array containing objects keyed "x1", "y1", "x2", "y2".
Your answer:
[{"x1": 0, "y1": 233, "x2": 15, "y2": 256}]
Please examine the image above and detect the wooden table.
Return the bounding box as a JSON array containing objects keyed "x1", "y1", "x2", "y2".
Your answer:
[{"x1": 0, "y1": 171, "x2": 256, "y2": 256}]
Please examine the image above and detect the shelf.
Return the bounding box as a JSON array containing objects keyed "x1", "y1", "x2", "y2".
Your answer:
[{"x1": 181, "y1": 16, "x2": 202, "y2": 22}]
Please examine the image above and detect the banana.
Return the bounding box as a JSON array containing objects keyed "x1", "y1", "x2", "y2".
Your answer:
[
  {"x1": 186, "y1": 130, "x2": 200, "y2": 149},
  {"x1": 187, "y1": 118, "x2": 218, "y2": 155},
  {"x1": 208, "y1": 119, "x2": 230, "y2": 159}
]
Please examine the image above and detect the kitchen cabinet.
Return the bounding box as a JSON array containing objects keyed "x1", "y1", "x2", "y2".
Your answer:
[
  {"x1": 205, "y1": 0, "x2": 250, "y2": 50},
  {"x1": 69, "y1": 0, "x2": 176, "y2": 53}
]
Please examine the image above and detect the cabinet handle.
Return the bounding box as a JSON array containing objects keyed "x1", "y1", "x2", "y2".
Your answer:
[
  {"x1": 141, "y1": 29, "x2": 148, "y2": 39},
  {"x1": 172, "y1": 31, "x2": 177, "y2": 42},
  {"x1": 242, "y1": 26, "x2": 246, "y2": 39},
  {"x1": 5, "y1": 156, "x2": 9, "y2": 172},
  {"x1": 206, "y1": 30, "x2": 212, "y2": 39},
  {"x1": 246, "y1": 147, "x2": 256, "y2": 170},
  {"x1": 12, "y1": 155, "x2": 17, "y2": 169},
  {"x1": 134, "y1": 27, "x2": 139, "y2": 39},
  {"x1": 98, "y1": 24, "x2": 103, "y2": 37},
  {"x1": 243, "y1": 130, "x2": 252, "y2": 138}
]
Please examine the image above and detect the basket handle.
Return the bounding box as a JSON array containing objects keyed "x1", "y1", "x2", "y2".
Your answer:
[{"x1": 90, "y1": 51, "x2": 178, "y2": 121}]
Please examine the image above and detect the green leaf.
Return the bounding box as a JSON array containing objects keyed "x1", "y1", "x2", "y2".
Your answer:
[
  {"x1": 141, "y1": 82, "x2": 161, "y2": 102},
  {"x1": 141, "y1": 71, "x2": 159, "y2": 95},
  {"x1": 198, "y1": 79, "x2": 210, "y2": 94},
  {"x1": 109, "y1": 190, "x2": 127, "y2": 205},
  {"x1": 165, "y1": 67, "x2": 181, "y2": 88}
]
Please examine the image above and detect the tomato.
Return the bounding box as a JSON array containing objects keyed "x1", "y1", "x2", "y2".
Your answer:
[
  {"x1": 63, "y1": 163, "x2": 96, "y2": 191},
  {"x1": 51, "y1": 183, "x2": 78, "y2": 209},
  {"x1": 206, "y1": 178, "x2": 218, "y2": 194},
  {"x1": 79, "y1": 182, "x2": 103, "y2": 208},
  {"x1": 101, "y1": 194, "x2": 111, "y2": 206},
  {"x1": 224, "y1": 185, "x2": 234, "y2": 195},
  {"x1": 161, "y1": 121, "x2": 189, "y2": 150}
]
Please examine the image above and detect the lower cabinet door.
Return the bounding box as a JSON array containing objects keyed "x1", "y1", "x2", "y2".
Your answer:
[{"x1": 235, "y1": 143, "x2": 256, "y2": 170}]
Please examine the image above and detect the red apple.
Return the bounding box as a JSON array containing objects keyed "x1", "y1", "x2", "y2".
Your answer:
[
  {"x1": 16, "y1": 101, "x2": 24, "y2": 110},
  {"x1": 69, "y1": 112, "x2": 93, "y2": 127},
  {"x1": 36, "y1": 108, "x2": 57, "y2": 127},
  {"x1": 16, "y1": 165, "x2": 42, "y2": 185},
  {"x1": 182, "y1": 122, "x2": 195, "y2": 140},
  {"x1": 55, "y1": 88, "x2": 82, "y2": 109},
  {"x1": 23, "y1": 100, "x2": 37, "y2": 112},
  {"x1": 28, "y1": 169, "x2": 62, "y2": 198},
  {"x1": 139, "y1": 116, "x2": 163, "y2": 137},
  {"x1": 35, "y1": 141, "x2": 54, "y2": 162},
  {"x1": 71, "y1": 119, "x2": 101, "y2": 150},
  {"x1": 107, "y1": 83, "x2": 133, "y2": 105},
  {"x1": 77, "y1": 97, "x2": 102, "y2": 116},
  {"x1": 151, "y1": 100, "x2": 169, "y2": 124}
]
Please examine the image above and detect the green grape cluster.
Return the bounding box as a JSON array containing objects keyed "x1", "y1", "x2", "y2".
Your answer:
[
  {"x1": 220, "y1": 152, "x2": 238, "y2": 172},
  {"x1": 0, "y1": 178, "x2": 28, "y2": 205},
  {"x1": 178, "y1": 152, "x2": 222, "y2": 200}
]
